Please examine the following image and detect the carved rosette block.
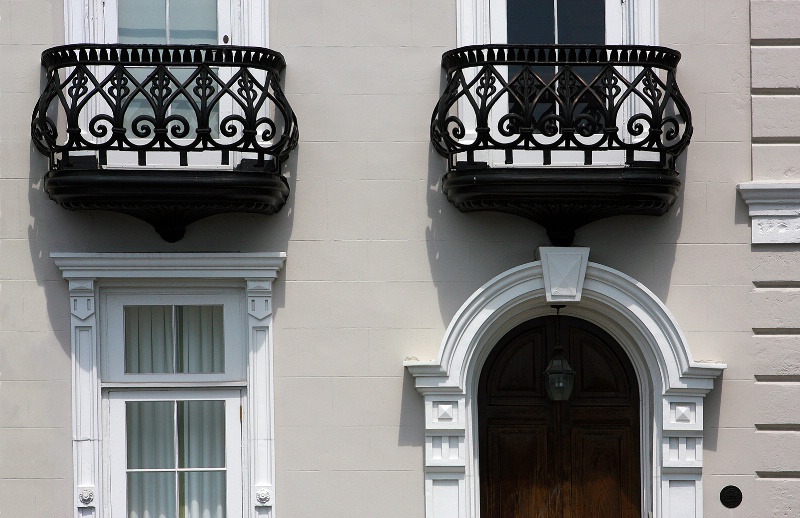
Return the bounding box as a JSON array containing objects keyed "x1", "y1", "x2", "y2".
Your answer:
[
  {"x1": 77, "y1": 487, "x2": 95, "y2": 507},
  {"x1": 254, "y1": 486, "x2": 272, "y2": 506}
]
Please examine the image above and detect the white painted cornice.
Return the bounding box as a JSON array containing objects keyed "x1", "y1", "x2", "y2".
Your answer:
[{"x1": 51, "y1": 252, "x2": 286, "y2": 280}]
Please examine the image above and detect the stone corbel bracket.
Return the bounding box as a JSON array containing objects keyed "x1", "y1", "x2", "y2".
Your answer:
[{"x1": 738, "y1": 181, "x2": 800, "y2": 243}]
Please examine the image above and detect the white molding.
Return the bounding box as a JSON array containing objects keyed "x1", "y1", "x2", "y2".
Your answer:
[
  {"x1": 53, "y1": 252, "x2": 285, "y2": 518},
  {"x1": 406, "y1": 260, "x2": 724, "y2": 518},
  {"x1": 52, "y1": 252, "x2": 286, "y2": 279},
  {"x1": 737, "y1": 181, "x2": 800, "y2": 243}
]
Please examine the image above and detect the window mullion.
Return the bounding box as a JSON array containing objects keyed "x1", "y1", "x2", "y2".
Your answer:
[
  {"x1": 174, "y1": 400, "x2": 180, "y2": 517},
  {"x1": 166, "y1": 0, "x2": 171, "y2": 44},
  {"x1": 553, "y1": 0, "x2": 559, "y2": 44},
  {"x1": 172, "y1": 305, "x2": 178, "y2": 374}
]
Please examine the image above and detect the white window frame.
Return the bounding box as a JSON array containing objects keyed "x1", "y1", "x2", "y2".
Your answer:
[
  {"x1": 102, "y1": 290, "x2": 246, "y2": 383},
  {"x1": 64, "y1": 0, "x2": 269, "y2": 48},
  {"x1": 107, "y1": 389, "x2": 244, "y2": 517},
  {"x1": 53, "y1": 252, "x2": 285, "y2": 518}
]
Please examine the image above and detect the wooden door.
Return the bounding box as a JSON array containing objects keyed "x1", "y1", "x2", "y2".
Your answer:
[{"x1": 479, "y1": 316, "x2": 640, "y2": 517}]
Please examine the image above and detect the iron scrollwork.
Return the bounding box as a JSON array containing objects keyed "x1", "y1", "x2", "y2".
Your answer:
[
  {"x1": 30, "y1": 44, "x2": 299, "y2": 242},
  {"x1": 32, "y1": 44, "x2": 298, "y2": 167},
  {"x1": 430, "y1": 45, "x2": 694, "y2": 246},
  {"x1": 431, "y1": 45, "x2": 692, "y2": 168}
]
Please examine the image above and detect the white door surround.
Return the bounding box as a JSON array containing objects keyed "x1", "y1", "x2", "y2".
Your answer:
[{"x1": 406, "y1": 252, "x2": 724, "y2": 518}]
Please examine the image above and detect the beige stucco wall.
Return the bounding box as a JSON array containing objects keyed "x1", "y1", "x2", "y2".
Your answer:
[{"x1": 2, "y1": 0, "x2": 799, "y2": 516}]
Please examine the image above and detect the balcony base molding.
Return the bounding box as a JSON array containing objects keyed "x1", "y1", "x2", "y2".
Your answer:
[
  {"x1": 443, "y1": 164, "x2": 681, "y2": 246},
  {"x1": 44, "y1": 161, "x2": 289, "y2": 242}
]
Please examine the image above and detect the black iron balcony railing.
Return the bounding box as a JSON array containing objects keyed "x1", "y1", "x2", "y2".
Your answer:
[
  {"x1": 431, "y1": 45, "x2": 693, "y2": 245},
  {"x1": 31, "y1": 44, "x2": 298, "y2": 241}
]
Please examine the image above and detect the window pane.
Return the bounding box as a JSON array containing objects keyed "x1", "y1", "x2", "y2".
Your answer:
[
  {"x1": 125, "y1": 305, "x2": 224, "y2": 375},
  {"x1": 180, "y1": 472, "x2": 226, "y2": 518},
  {"x1": 118, "y1": 0, "x2": 167, "y2": 44},
  {"x1": 558, "y1": 0, "x2": 605, "y2": 44},
  {"x1": 169, "y1": 0, "x2": 218, "y2": 45},
  {"x1": 125, "y1": 306, "x2": 174, "y2": 374},
  {"x1": 127, "y1": 401, "x2": 176, "y2": 469},
  {"x1": 177, "y1": 306, "x2": 225, "y2": 374},
  {"x1": 128, "y1": 471, "x2": 177, "y2": 518},
  {"x1": 178, "y1": 400, "x2": 226, "y2": 469},
  {"x1": 507, "y1": 0, "x2": 555, "y2": 44}
]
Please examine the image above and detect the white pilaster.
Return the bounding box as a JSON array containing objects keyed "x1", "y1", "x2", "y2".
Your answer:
[
  {"x1": 69, "y1": 279, "x2": 100, "y2": 516},
  {"x1": 247, "y1": 278, "x2": 277, "y2": 516}
]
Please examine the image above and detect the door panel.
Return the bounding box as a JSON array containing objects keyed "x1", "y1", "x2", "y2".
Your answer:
[
  {"x1": 570, "y1": 427, "x2": 638, "y2": 518},
  {"x1": 479, "y1": 316, "x2": 640, "y2": 517},
  {"x1": 486, "y1": 424, "x2": 554, "y2": 517}
]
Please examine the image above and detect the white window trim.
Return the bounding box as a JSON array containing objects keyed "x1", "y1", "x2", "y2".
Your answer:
[
  {"x1": 64, "y1": 0, "x2": 269, "y2": 47},
  {"x1": 53, "y1": 252, "x2": 285, "y2": 518},
  {"x1": 405, "y1": 250, "x2": 725, "y2": 518}
]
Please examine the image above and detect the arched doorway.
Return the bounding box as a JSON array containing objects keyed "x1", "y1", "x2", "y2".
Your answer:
[
  {"x1": 478, "y1": 315, "x2": 640, "y2": 517},
  {"x1": 406, "y1": 259, "x2": 724, "y2": 518}
]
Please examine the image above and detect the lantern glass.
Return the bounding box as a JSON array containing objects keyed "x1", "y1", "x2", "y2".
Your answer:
[{"x1": 544, "y1": 356, "x2": 575, "y2": 401}]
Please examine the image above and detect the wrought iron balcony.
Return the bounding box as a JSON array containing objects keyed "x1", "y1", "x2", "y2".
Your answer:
[
  {"x1": 431, "y1": 45, "x2": 693, "y2": 246},
  {"x1": 32, "y1": 44, "x2": 298, "y2": 242}
]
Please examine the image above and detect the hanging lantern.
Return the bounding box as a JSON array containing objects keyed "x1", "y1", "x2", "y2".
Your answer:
[
  {"x1": 544, "y1": 305, "x2": 576, "y2": 401},
  {"x1": 544, "y1": 351, "x2": 576, "y2": 401}
]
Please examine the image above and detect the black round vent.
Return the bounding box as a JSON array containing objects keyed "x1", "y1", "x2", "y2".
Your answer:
[{"x1": 720, "y1": 485, "x2": 742, "y2": 508}]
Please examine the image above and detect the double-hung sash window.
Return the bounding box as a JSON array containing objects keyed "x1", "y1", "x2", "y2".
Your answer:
[
  {"x1": 101, "y1": 0, "x2": 232, "y2": 168},
  {"x1": 103, "y1": 292, "x2": 247, "y2": 518},
  {"x1": 54, "y1": 252, "x2": 283, "y2": 518}
]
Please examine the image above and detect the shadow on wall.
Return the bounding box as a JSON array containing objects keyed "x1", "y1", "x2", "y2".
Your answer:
[
  {"x1": 424, "y1": 70, "x2": 688, "y2": 333},
  {"x1": 28, "y1": 65, "x2": 299, "y2": 359},
  {"x1": 578, "y1": 151, "x2": 685, "y2": 302},
  {"x1": 424, "y1": 71, "x2": 549, "y2": 333}
]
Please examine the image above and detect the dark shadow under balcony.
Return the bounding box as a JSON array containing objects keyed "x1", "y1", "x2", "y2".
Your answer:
[
  {"x1": 430, "y1": 45, "x2": 692, "y2": 246},
  {"x1": 32, "y1": 44, "x2": 298, "y2": 242}
]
